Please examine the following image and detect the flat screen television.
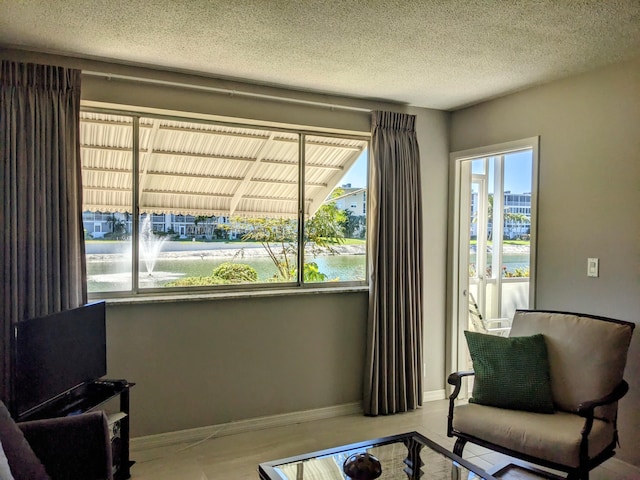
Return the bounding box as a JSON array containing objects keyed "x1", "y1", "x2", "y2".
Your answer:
[{"x1": 12, "y1": 301, "x2": 107, "y2": 419}]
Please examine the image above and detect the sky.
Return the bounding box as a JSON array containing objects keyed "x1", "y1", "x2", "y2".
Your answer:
[
  {"x1": 472, "y1": 150, "x2": 533, "y2": 194},
  {"x1": 336, "y1": 148, "x2": 532, "y2": 193},
  {"x1": 339, "y1": 149, "x2": 368, "y2": 188},
  {"x1": 503, "y1": 150, "x2": 533, "y2": 194}
]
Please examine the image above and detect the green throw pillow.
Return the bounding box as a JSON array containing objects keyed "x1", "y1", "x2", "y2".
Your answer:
[{"x1": 464, "y1": 331, "x2": 555, "y2": 413}]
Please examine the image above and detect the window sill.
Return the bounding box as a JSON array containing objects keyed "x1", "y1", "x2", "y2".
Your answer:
[{"x1": 97, "y1": 285, "x2": 369, "y2": 306}]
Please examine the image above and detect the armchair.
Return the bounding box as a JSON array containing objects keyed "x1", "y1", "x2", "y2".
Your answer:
[
  {"x1": 447, "y1": 310, "x2": 635, "y2": 480},
  {"x1": 0, "y1": 401, "x2": 112, "y2": 480}
]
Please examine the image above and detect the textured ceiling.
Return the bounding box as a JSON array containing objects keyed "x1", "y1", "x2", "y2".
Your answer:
[{"x1": 1, "y1": 0, "x2": 639, "y2": 110}]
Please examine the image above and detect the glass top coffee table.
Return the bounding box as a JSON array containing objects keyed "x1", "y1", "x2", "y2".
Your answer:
[{"x1": 258, "y1": 431, "x2": 497, "y2": 479}]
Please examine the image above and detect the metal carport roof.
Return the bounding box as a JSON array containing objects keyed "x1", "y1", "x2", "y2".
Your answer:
[{"x1": 80, "y1": 112, "x2": 367, "y2": 218}]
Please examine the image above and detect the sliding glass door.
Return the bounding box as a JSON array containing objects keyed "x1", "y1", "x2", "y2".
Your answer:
[{"x1": 451, "y1": 138, "x2": 539, "y2": 375}]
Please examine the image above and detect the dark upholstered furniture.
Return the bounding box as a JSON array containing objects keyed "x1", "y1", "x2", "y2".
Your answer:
[
  {"x1": 0, "y1": 401, "x2": 113, "y2": 480},
  {"x1": 447, "y1": 310, "x2": 635, "y2": 480}
]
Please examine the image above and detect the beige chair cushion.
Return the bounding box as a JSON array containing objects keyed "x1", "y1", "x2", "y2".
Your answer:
[
  {"x1": 453, "y1": 403, "x2": 614, "y2": 468},
  {"x1": 509, "y1": 311, "x2": 633, "y2": 414}
]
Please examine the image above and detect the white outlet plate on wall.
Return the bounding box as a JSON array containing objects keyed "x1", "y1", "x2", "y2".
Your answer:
[{"x1": 587, "y1": 258, "x2": 599, "y2": 277}]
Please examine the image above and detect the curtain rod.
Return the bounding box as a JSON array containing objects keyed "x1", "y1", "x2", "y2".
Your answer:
[{"x1": 82, "y1": 71, "x2": 373, "y2": 113}]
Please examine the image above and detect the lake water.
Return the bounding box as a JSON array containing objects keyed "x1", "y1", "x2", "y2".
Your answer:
[
  {"x1": 87, "y1": 251, "x2": 529, "y2": 293},
  {"x1": 87, "y1": 254, "x2": 367, "y2": 292}
]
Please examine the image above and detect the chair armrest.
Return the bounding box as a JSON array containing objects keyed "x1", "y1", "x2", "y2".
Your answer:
[
  {"x1": 573, "y1": 381, "x2": 629, "y2": 454},
  {"x1": 448, "y1": 371, "x2": 475, "y2": 400},
  {"x1": 18, "y1": 411, "x2": 113, "y2": 480},
  {"x1": 577, "y1": 380, "x2": 629, "y2": 417},
  {"x1": 447, "y1": 371, "x2": 474, "y2": 438}
]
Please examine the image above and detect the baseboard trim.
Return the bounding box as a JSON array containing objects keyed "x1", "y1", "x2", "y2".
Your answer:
[
  {"x1": 423, "y1": 389, "x2": 446, "y2": 402},
  {"x1": 131, "y1": 402, "x2": 363, "y2": 451}
]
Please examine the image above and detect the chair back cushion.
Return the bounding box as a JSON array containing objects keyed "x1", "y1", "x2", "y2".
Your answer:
[{"x1": 509, "y1": 310, "x2": 634, "y2": 413}]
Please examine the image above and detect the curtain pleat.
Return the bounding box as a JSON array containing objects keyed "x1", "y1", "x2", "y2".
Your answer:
[
  {"x1": 364, "y1": 111, "x2": 423, "y2": 416},
  {"x1": 1, "y1": 60, "x2": 86, "y2": 404}
]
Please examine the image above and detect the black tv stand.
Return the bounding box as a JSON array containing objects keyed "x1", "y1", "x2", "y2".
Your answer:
[{"x1": 18, "y1": 379, "x2": 135, "y2": 480}]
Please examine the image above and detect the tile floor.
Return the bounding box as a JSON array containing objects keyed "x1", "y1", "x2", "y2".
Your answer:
[{"x1": 130, "y1": 400, "x2": 640, "y2": 479}]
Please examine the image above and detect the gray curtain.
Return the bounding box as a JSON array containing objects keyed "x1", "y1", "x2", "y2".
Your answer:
[
  {"x1": 1, "y1": 61, "x2": 87, "y2": 404},
  {"x1": 364, "y1": 111, "x2": 423, "y2": 416}
]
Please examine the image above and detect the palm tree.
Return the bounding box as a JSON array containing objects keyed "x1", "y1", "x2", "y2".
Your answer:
[
  {"x1": 106, "y1": 214, "x2": 127, "y2": 240},
  {"x1": 473, "y1": 194, "x2": 530, "y2": 240}
]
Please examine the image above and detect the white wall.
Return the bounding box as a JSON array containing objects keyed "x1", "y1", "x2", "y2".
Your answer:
[
  {"x1": 410, "y1": 107, "x2": 450, "y2": 395},
  {"x1": 102, "y1": 107, "x2": 449, "y2": 437},
  {"x1": 450, "y1": 57, "x2": 640, "y2": 466},
  {"x1": 107, "y1": 293, "x2": 368, "y2": 436}
]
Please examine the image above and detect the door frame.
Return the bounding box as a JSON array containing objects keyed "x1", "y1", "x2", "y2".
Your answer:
[{"x1": 446, "y1": 137, "x2": 540, "y2": 384}]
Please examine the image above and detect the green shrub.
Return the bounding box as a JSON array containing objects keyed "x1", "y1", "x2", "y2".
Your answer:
[
  {"x1": 303, "y1": 262, "x2": 328, "y2": 282},
  {"x1": 164, "y1": 263, "x2": 258, "y2": 287},
  {"x1": 164, "y1": 276, "x2": 227, "y2": 287},
  {"x1": 212, "y1": 262, "x2": 258, "y2": 283},
  {"x1": 503, "y1": 266, "x2": 530, "y2": 278}
]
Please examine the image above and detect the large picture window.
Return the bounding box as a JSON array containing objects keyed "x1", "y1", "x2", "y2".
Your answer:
[{"x1": 81, "y1": 111, "x2": 369, "y2": 296}]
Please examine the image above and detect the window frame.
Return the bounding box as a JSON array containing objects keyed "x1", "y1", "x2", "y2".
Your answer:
[{"x1": 82, "y1": 106, "x2": 370, "y2": 299}]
